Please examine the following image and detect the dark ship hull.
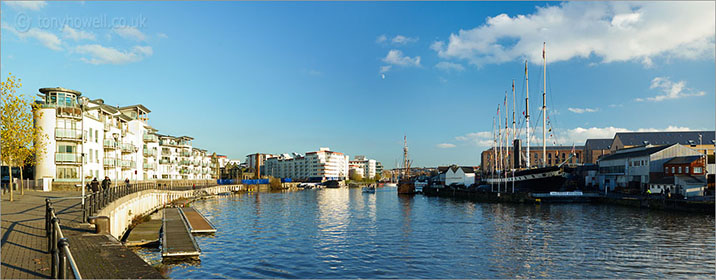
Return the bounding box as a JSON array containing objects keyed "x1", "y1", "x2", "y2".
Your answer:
[
  {"x1": 484, "y1": 165, "x2": 569, "y2": 193},
  {"x1": 397, "y1": 180, "x2": 415, "y2": 194}
]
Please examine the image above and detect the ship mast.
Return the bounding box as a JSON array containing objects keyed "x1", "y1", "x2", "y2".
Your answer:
[
  {"x1": 492, "y1": 116, "x2": 496, "y2": 191},
  {"x1": 504, "y1": 90, "x2": 508, "y2": 190},
  {"x1": 525, "y1": 60, "x2": 530, "y2": 169},
  {"x1": 512, "y1": 80, "x2": 516, "y2": 193},
  {"x1": 497, "y1": 104, "x2": 502, "y2": 192},
  {"x1": 542, "y1": 42, "x2": 547, "y2": 167},
  {"x1": 403, "y1": 135, "x2": 410, "y2": 177}
]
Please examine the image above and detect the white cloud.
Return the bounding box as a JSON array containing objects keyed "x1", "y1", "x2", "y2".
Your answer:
[
  {"x1": 391, "y1": 35, "x2": 418, "y2": 45},
  {"x1": 113, "y1": 26, "x2": 147, "y2": 41},
  {"x1": 379, "y1": 65, "x2": 392, "y2": 74},
  {"x1": 2, "y1": 23, "x2": 62, "y2": 50},
  {"x1": 382, "y1": 49, "x2": 421, "y2": 67},
  {"x1": 437, "y1": 143, "x2": 456, "y2": 149},
  {"x1": 376, "y1": 34, "x2": 387, "y2": 43},
  {"x1": 75, "y1": 44, "x2": 153, "y2": 65},
  {"x1": 457, "y1": 126, "x2": 696, "y2": 149},
  {"x1": 435, "y1": 61, "x2": 465, "y2": 72},
  {"x1": 635, "y1": 76, "x2": 706, "y2": 102},
  {"x1": 431, "y1": 2, "x2": 715, "y2": 67},
  {"x1": 608, "y1": 104, "x2": 623, "y2": 108},
  {"x1": 5, "y1": 1, "x2": 46, "y2": 10},
  {"x1": 455, "y1": 131, "x2": 494, "y2": 148},
  {"x1": 62, "y1": 26, "x2": 95, "y2": 41},
  {"x1": 157, "y1": 33, "x2": 169, "y2": 39},
  {"x1": 568, "y1": 107, "x2": 599, "y2": 114}
]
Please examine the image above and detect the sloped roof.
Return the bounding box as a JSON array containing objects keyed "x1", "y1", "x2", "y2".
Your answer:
[
  {"x1": 585, "y1": 138, "x2": 612, "y2": 150},
  {"x1": 676, "y1": 175, "x2": 707, "y2": 184},
  {"x1": 598, "y1": 144, "x2": 672, "y2": 161},
  {"x1": 664, "y1": 155, "x2": 703, "y2": 165},
  {"x1": 119, "y1": 104, "x2": 151, "y2": 113},
  {"x1": 615, "y1": 131, "x2": 714, "y2": 146}
]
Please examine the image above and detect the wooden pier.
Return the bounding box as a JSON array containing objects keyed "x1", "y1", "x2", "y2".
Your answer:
[
  {"x1": 125, "y1": 219, "x2": 162, "y2": 246},
  {"x1": 180, "y1": 207, "x2": 217, "y2": 234},
  {"x1": 162, "y1": 207, "x2": 200, "y2": 258}
]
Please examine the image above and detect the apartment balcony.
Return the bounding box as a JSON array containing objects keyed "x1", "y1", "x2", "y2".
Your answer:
[
  {"x1": 103, "y1": 139, "x2": 119, "y2": 149},
  {"x1": 120, "y1": 143, "x2": 137, "y2": 154},
  {"x1": 55, "y1": 106, "x2": 82, "y2": 119},
  {"x1": 159, "y1": 159, "x2": 173, "y2": 165},
  {"x1": 181, "y1": 151, "x2": 191, "y2": 157},
  {"x1": 55, "y1": 128, "x2": 82, "y2": 141},
  {"x1": 103, "y1": 122, "x2": 111, "y2": 131},
  {"x1": 120, "y1": 160, "x2": 136, "y2": 170},
  {"x1": 55, "y1": 153, "x2": 81, "y2": 164},
  {"x1": 180, "y1": 160, "x2": 191, "y2": 166},
  {"x1": 143, "y1": 148, "x2": 157, "y2": 157},
  {"x1": 180, "y1": 168, "x2": 190, "y2": 174},
  {"x1": 103, "y1": 158, "x2": 117, "y2": 167},
  {"x1": 143, "y1": 134, "x2": 158, "y2": 142},
  {"x1": 193, "y1": 160, "x2": 200, "y2": 166},
  {"x1": 143, "y1": 163, "x2": 156, "y2": 169}
]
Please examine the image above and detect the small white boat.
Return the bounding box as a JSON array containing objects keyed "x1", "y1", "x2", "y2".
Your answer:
[{"x1": 384, "y1": 183, "x2": 397, "y2": 188}]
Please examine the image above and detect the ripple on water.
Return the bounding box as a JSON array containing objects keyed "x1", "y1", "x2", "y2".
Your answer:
[{"x1": 141, "y1": 189, "x2": 716, "y2": 279}]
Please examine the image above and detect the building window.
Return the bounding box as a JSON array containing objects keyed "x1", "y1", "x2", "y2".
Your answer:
[
  {"x1": 89, "y1": 149, "x2": 93, "y2": 162},
  {"x1": 694, "y1": 167, "x2": 703, "y2": 173},
  {"x1": 56, "y1": 167, "x2": 78, "y2": 180},
  {"x1": 89, "y1": 128, "x2": 93, "y2": 142},
  {"x1": 665, "y1": 167, "x2": 668, "y2": 173},
  {"x1": 686, "y1": 167, "x2": 689, "y2": 173},
  {"x1": 95, "y1": 130, "x2": 98, "y2": 143},
  {"x1": 95, "y1": 150, "x2": 99, "y2": 163},
  {"x1": 672, "y1": 167, "x2": 675, "y2": 173},
  {"x1": 678, "y1": 166, "x2": 682, "y2": 173}
]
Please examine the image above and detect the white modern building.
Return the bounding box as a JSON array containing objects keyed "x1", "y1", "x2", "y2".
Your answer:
[
  {"x1": 34, "y1": 87, "x2": 218, "y2": 187},
  {"x1": 349, "y1": 155, "x2": 377, "y2": 179},
  {"x1": 444, "y1": 165, "x2": 477, "y2": 186},
  {"x1": 264, "y1": 148, "x2": 349, "y2": 181}
]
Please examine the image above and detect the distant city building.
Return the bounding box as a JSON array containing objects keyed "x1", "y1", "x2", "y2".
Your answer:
[
  {"x1": 263, "y1": 147, "x2": 349, "y2": 181},
  {"x1": 34, "y1": 87, "x2": 218, "y2": 186},
  {"x1": 610, "y1": 131, "x2": 714, "y2": 155},
  {"x1": 443, "y1": 165, "x2": 476, "y2": 186},
  {"x1": 349, "y1": 155, "x2": 377, "y2": 179},
  {"x1": 481, "y1": 145, "x2": 584, "y2": 174},
  {"x1": 596, "y1": 143, "x2": 701, "y2": 192},
  {"x1": 583, "y1": 138, "x2": 612, "y2": 164},
  {"x1": 244, "y1": 153, "x2": 277, "y2": 176}
]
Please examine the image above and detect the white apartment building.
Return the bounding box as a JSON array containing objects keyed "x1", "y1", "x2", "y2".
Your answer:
[
  {"x1": 34, "y1": 87, "x2": 217, "y2": 186},
  {"x1": 264, "y1": 148, "x2": 349, "y2": 181},
  {"x1": 349, "y1": 155, "x2": 377, "y2": 179}
]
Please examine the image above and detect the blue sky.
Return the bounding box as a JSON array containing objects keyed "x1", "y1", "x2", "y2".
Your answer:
[{"x1": 2, "y1": 1, "x2": 714, "y2": 168}]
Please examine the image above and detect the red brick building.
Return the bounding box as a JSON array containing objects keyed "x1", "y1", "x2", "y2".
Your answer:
[{"x1": 663, "y1": 155, "x2": 706, "y2": 176}]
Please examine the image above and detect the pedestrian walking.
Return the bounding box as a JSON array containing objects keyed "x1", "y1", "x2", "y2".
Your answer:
[{"x1": 90, "y1": 177, "x2": 100, "y2": 193}]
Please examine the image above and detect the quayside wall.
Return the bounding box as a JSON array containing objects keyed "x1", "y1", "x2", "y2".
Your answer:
[{"x1": 97, "y1": 185, "x2": 242, "y2": 240}]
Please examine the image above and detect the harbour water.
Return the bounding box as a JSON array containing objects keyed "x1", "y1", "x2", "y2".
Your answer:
[{"x1": 137, "y1": 187, "x2": 715, "y2": 278}]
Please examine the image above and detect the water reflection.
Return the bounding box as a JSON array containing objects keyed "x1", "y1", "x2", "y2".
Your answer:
[{"x1": 132, "y1": 188, "x2": 715, "y2": 279}]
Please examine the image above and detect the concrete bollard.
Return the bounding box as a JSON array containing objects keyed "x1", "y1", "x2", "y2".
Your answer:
[{"x1": 88, "y1": 216, "x2": 110, "y2": 234}]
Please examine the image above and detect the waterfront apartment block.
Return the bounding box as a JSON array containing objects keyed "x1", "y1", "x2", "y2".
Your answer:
[
  {"x1": 349, "y1": 155, "x2": 377, "y2": 179},
  {"x1": 263, "y1": 148, "x2": 349, "y2": 181},
  {"x1": 34, "y1": 87, "x2": 219, "y2": 186}
]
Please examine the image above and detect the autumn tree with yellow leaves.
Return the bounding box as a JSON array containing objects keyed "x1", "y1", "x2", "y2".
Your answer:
[{"x1": 1, "y1": 73, "x2": 48, "y2": 201}]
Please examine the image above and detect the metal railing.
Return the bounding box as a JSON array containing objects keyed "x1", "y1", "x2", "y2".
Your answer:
[
  {"x1": 55, "y1": 153, "x2": 81, "y2": 163},
  {"x1": 45, "y1": 199, "x2": 83, "y2": 279},
  {"x1": 55, "y1": 128, "x2": 82, "y2": 140},
  {"x1": 81, "y1": 181, "x2": 218, "y2": 223},
  {"x1": 103, "y1": 139, "x2": 118, "y2": 149}
]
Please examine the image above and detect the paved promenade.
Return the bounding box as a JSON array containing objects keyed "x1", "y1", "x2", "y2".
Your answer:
[{"x1": 1, "y1": 190, "x2": 165, "y2": 279}]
